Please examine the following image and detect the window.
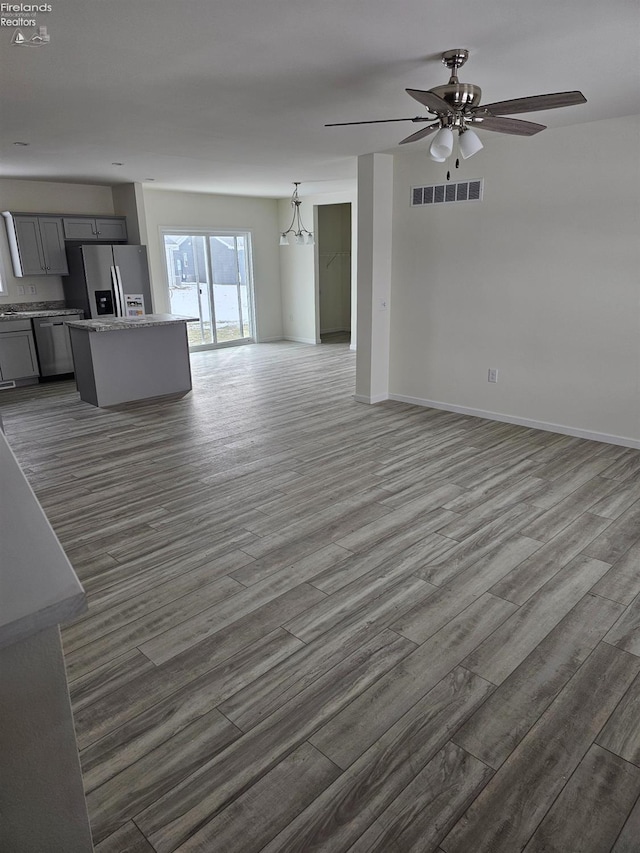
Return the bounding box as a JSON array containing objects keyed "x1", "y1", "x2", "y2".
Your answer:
[{"x1": 162, "y1": 230, "x2": 254, "y2": 349}]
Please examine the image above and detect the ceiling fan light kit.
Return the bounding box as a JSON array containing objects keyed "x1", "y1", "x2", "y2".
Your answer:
[
  {"x1": 280, "y1": 182, "x2": 314, "y2": 247},
  {"x1": 458, "y1": 127, "x2": 484, "y2": 160},
  {"x1": 326, "y1": 49, "x2": 586, "y2": 165},
  {"x1": 430, "y1": 126, "x2": 454, "y2": 160}
]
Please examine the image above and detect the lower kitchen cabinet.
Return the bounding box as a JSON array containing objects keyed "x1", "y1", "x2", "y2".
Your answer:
[{"x1": 0, "y1": 322, "x2": 39, "y2": 382}]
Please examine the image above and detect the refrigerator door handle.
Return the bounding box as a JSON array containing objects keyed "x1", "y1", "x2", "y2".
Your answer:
[
  {"x1": 115, "y1": 265, "x2": 126, "y2": 317},
  {"x1": 111, "y1": 265, "x2": 123, "y2": 317}
]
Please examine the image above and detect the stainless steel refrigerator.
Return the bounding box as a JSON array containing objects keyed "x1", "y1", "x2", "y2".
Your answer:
[{"x1": 62, "y1": 244, "x2": 153, "y2": 319}]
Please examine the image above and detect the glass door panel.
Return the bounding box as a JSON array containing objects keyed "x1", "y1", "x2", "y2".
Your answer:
[
  {"x1": 236, "y1": 235, "x2": 252, "y2": 338},
  {"x1": 164, "y1": 235, "x2": 213, "y2": 346},
  {"x1": 163, "y1": 230, "x2": 254, "y2": 349},
  {"x1": 212, "y1": 283, "x2": 241, "y2": 342},
  {"x1": 240, "y1": 283, "x2": 251, "y2": 338},
  {"x1": 209, "y1": 235, "x2": 250, "y2": 343}
]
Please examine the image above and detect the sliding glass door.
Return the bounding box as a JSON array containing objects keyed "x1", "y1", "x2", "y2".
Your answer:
[{"x1": 163, "y1": 230, "x2": 254, "y2": 349}]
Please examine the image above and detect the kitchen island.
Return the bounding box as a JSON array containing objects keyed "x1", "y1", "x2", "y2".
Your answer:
[{"x1": 67, "y1": 313, "x2": 197, "y2": 407}]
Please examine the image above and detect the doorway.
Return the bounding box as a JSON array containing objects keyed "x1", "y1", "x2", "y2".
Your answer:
[
  {"x1": 163, "y1": 231, "x2": 254, "y2": 349},
  {"x1": 317, "y1": 204, "x2": 352, "y2": 344}
]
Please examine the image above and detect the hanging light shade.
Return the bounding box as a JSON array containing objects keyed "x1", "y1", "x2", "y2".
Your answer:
[
  {"x1": 430, "y1": 127, "x2": 454, "y2": 161},
  {"x1": 279, "y1": 182, "x2": 314, "y2": 246},
  {"x1": 458, "y1": 128, "x2": 483, "y2": 160}
]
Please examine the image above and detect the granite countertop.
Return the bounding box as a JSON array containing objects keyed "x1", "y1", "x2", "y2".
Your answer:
[
  {"x1": 0, "y1": 309, "x2": 83, "y2": 322},
  {"x1": 0, "y1": 430, "x2": 86, "y2": 650},
  {"x1": 66, "y1": 313, "x2": 198, "y2": 332}
]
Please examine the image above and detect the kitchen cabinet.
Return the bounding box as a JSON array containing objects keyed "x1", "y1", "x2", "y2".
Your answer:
[
  {"x1": 0, "y1": 320, "x2": 39, "y2": 381},
  {"x1": 62, "y1": 216, "x2": 127, "y2": 242},
  {"x1": 2, "y1": 213, "x2": 69, "y2": 277}
]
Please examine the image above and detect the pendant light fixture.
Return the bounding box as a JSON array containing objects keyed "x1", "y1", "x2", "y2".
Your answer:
[{"x1": 279, "y1": 182, "x2": 314, "y2": 246}]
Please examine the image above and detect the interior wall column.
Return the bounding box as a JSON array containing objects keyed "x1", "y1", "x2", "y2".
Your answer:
[{"x1": 355, "y1": 153, "x2": 393, "y2": 403}]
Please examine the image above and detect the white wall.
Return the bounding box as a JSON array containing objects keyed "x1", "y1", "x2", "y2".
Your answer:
[
  {"x1": 279, "y1": 189, "x2": 357, "y2": 345},
  {"x1": 388, "y1": 114, "x2": 640, "y2": 445},
  {"x1": 355, "y1": 154, "x2": 393, "y2": 403},
  {"x1": 0, "y1": 178, "x2": 115, "y2": 304},
  {"x1": 140, "y1": 188, "x2": 283, "y2": 341}
]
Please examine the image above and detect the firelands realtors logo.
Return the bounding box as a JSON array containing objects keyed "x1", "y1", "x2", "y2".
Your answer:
[{"x1": 2, "y1": 3, "x2": 52, "y2": 45}]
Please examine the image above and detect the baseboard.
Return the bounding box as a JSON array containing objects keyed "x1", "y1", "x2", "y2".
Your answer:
[
  {"x1": 354, "y1": 393, "x2": 390, "y2": 404},
  {"x1": 282, "y1": 336, "x2": 317, "y2": 345},
  {"x1": 256, "y1": 335, "x2": 284, "y2": 343},
  {"x1": 320, "y1": 327, "x2": 351, "y2": 335},
  {"x1": 349, "y1": 343, "x2": 357, "y2": 352},
  {"x1": 388, "y1": 393, "x2": 640, "y2": 449}
]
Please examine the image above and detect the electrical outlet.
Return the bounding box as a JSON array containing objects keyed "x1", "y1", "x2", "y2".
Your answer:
[
  {"x1": 16, "y1": 285, "x2": 25, "y2": 295},
  {"x1": 28, "y1": 285, "x2": 37, "y2": 295},
  {"x1": 488, "y1": 368, "x2": 498, "y2": 383}
]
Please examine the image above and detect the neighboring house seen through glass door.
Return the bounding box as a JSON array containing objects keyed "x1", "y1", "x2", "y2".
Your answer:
[{"x1": 163, "y1": 231, "x2": 254, "y2": 348}]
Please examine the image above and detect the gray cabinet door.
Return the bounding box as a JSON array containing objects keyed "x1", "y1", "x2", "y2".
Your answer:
[
  {"x1": 95, "y1": 218, "x2": 127, "y2": 241},
  {"x1": 63, "y1": 217, "x2": 127, "y2": 242},
  {"x1": 13, "y1": 216, "x2": 46, "y2": 275},
  {"x1": 62, "y1": 218, "x2": 97, "y2": 240},
  {"x1": 12, "y1": 216, "x2": 68, "y2": 276},
  {"x1": 0, "y1": 332, "x2": 39, "y2": 380},
  {"x1": 39, "y1": 218, "x2": 68, "y2": 274}
]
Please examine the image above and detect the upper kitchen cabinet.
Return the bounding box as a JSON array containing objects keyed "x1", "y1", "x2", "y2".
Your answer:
[
  {"x1": 62, "y1": 216, "x2": 127, "y2": 242},
  {"x1": 2, "y1": 213, "x2": 69, "y2": 277}
]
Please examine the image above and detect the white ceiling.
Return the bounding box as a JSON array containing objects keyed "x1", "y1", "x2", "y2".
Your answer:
[{"x1": 1, "y1": 0, "x2": 638, "y2": 198}]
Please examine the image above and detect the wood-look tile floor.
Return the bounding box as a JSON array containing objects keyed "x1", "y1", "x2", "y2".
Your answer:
[{"x1": 3, "y1": 339, "x2": 640, "y2": 853}]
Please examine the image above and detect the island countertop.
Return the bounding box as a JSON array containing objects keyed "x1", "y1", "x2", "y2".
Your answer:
[{"x1": 66, "y1": 313, "x2": 198, "y2": 332}]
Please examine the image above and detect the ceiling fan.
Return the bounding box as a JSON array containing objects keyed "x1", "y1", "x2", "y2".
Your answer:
[{"x1": 326, "y1": 49, "x2": 587, "y2": 162}]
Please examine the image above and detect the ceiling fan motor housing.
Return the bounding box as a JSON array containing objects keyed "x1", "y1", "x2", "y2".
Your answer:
[
  {"x1": 432, "y1": 49, "x2": 482, "y2": 115},
  {"x1": 430, "y1": 82, "x2": 482, "y2": 113}
]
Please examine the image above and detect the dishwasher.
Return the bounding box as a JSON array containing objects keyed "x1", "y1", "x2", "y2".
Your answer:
[{"x1": 32, "y1": 314, "x2": 82, "y2": 376}]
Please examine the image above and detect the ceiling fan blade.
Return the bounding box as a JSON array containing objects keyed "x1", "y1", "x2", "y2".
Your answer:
[
  {"x1": 470, "y1": 115, "x2": 546, "y2": 135},
  {"x1": 406, "y1": 88, "x2": 453, "y2": 115},
  {"x1": 325, "y1": 116, "x2": 431, "y2": 127},
  {"x1": 399, "y1": 123, "x2": 440, "y2": 145},
  {"x1": 475, "y1": 90, "x2": 587, "y2": 117}
]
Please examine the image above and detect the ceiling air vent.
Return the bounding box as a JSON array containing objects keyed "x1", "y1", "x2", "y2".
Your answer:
[{"x1": 411, "y1": 178, "x2": 483, "y2": 207}]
